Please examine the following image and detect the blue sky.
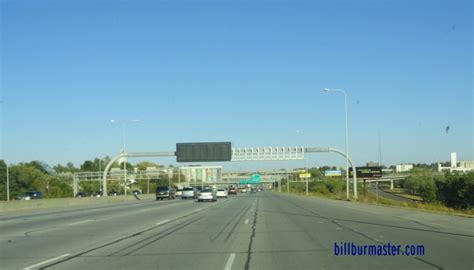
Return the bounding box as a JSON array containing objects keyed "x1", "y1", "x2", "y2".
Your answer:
[{"x1": 1, "y1": 0, "x2": 472, "y2": 170}]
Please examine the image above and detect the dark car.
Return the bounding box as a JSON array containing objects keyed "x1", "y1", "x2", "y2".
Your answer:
[
  {"x1": 155, "y1": 186, "x2": 176, "y2": 200},
  {"x1": 76, "y1": 192, "x2": 87, "y2": 198},
  {"x1": 228, "y1": 187, "x2": 237, "y2": 195},
  {"x1": 17, "y1": 191, "x2": 43, "y2": 200}
]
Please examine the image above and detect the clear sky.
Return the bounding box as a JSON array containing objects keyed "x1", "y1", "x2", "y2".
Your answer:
[{"x1": 1, "y1": 0, "x2": 472, "y2": 170}]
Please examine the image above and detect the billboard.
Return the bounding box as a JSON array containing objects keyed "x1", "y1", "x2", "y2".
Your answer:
[
  {"x1": 324, "y1": 170, "x2": 342, "y2": 177},
  {"x1": 349, "y1": 166, "x2": 383, "y2": 178},
  {"x1": 176, "y1": 142, "x2": 232, "y2": 163}
]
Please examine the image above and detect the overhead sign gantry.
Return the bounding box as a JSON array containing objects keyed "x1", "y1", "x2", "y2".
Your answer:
[{"x1": 101, "y1": 142, "x2": 358, "y2": 199}]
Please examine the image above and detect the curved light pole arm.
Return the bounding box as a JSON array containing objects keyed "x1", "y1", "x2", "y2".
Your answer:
[
  {"x1": 306, "y1": 147, "x2": 358, "y2": 199},
  {"x1": 101, "y1": 151, "x2": 176, "y2": 196},
  {"x1": 102, "y1": 153, "x2": 126, "y2": 197},
  {"x1": 328, "y1": 148, "x2": 357, "y2": 200}
]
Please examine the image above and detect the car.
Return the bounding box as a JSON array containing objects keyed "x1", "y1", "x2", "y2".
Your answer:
[
  {"x1": 241, "y1": 188, "x2": 247, "y2": 193},
  {"x1": 132, "y1": 190, "x2": 141, "y2": 195},
  {"x1": 216, "y1": 188, "x2": 228, "y2": 198},
  {"x1": 76, "y1": 192, "x2": 87, "y2": 198},
  {"x1": 176, "y1": 189, "x2": 183, "y2": 197},
  {"x1": 228, "y1": 187, "x2": 237, "y2": 195},
  {"x1": 181, "y1": 187, "x2": 197, "y2": 199},
  {"x1": 197, "y1": 188, "x2": 216, "y2": 202},
  {"x1": 155, "y1": 186, "x2": 176, "y2": 200},
  {"x1": 17, "y1": 191, "x2": 43, "y2": 200},
  {"x1": 108, "y1": 190, "x2": 119, "y2": 196}
]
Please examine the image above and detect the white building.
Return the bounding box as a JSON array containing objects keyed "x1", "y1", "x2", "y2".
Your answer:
[
  {"x1": 438, "y1": 152, "x2": 474, "y2": 173},
  {"x1": 459, "y1": 160, "x2": 474, "y2": 170},
  {"x1": 179, "y1": 165, "x2": 222, "y2": 184},
  {"x1": 395, "y1": 164, "x2": 413, "y2": 173}
]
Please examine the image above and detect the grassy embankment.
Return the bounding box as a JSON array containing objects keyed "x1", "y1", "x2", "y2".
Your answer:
[{"x1": 280, "y1": 182, "x2": 474, "y2": 217}]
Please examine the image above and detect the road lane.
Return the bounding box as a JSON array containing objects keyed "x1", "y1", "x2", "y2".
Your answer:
[
  {"x1": 0, "y1": 198, "x2": 214, "y2": 269},
  {"x1": 37, "y1": 195, "x2": 252, "y2": 270}
]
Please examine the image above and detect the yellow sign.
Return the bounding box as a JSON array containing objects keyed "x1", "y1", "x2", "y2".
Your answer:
[{"x1": 299, "y1": 173, "x2": 311, "y2": 178}]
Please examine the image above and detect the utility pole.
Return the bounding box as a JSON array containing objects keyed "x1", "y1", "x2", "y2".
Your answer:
[
  {"x1": 124, "y1": 155, "x2": 127, "y2": 196},
  {"x1": 6, "y1": 164, "x2": 10, "y2": 201},
  {"x1": 147, "y1": 175, "x2": 150, "y2": 194},
  {"x1": 286, "y1": 170, "x2": 289, "y2": 193},
  {"x1": 376, "y1": 181, "x2": 379, "y2": 203},
  {"x1": 305, "y1": 159, "x2": 308, "y2": 196},
  {"x1": 99, "y1": 159, "x2": 102, "y2": 192}
]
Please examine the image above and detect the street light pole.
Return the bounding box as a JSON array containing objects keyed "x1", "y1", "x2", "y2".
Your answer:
[
  {"x1": 305, "y1": 158, "x2": 309, "y2": 196},
  {"x1": 323, "y1": 88, "x2": 352, "y2": 199},
  {"x1": 111, "y1": 119, "x2": 140, "y2": 196},
  {"x1": 6, "y1": 164, "x2": 10, "y2": 201}
]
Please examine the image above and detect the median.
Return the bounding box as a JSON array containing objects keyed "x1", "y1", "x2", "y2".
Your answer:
[{"x1": 0, "y1": 194, "x2": 156, "y2": 213}]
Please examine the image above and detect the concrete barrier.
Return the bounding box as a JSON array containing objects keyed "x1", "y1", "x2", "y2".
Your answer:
[{"x1": 0, "y1": 194, "x2": 156, "y2": 213}]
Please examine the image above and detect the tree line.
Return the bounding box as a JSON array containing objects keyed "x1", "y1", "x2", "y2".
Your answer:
[
  {"x1": 0, "y1": 158, "x2": 180, "y2": 200},
  {"x1": 399, "y1": 169, "x2": 474, "y2": 209}
]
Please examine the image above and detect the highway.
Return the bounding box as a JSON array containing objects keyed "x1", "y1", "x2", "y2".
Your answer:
[
  {"x1": 1, "y1": 192, "x2": 473, "y2": 270},
  {"x1": 366, "y1": 184, "x2": 416, "y2": 203}
]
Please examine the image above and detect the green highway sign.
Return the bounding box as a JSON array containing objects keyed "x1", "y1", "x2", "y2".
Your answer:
[{"x1": 239, "y1": 174, "x2": 261, "y2": 184}]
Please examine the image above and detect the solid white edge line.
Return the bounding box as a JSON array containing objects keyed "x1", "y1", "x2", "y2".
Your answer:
[
  {"x1": 23, "y1": 253, "x2": 70, "y2": 270},
  {"x1": 224, "y1": 253, "x2": 236, "y2": 270},
  {"x1": 68, "y1": 220, "x2": 93, "y2": 226},
  {"x1": 156, "y1": 219, "x2": 170, "y2": 226}
]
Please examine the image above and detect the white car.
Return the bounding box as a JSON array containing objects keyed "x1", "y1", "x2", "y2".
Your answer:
[
  {"x1": 216, "y1": 188, "x2": 228, "y2": 198},
  {"x1": 197, "y1": 188, "x2": 217, "y2": 202}
]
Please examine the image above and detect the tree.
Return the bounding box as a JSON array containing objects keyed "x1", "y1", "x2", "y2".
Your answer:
[
  {"x1": 135, "y1": 161, "x2": 160, "y2": 171},
  {"x1": 436, "y1": 172, "x2": 474, "y2": 209},
  {"x1": 81, "y1": 160, "x2": 95, "y2": 171},
  {"x1": 308, "y1": 167, "x2": 323, "y2": 179},
  {"x1": 0, "y1": 160, "x2": 7, "y2": 200},
  {"x1": 404, "y1": 168, "x2": 436, "y2": 202},
  {"x1": 156, "y1": 175, "x2": 170, "y2": 187},
  {"x1": 0, "y1": 162, "x2": 74, "y2": 199},
  {"x1": 53, "y1": 162, "x2": 79, "y2": 174},
  {"x1": 26, "y1": 161, "x2": 52, "y2": 175},
  {"x1": 418, "y1": 177, "x2": 437, "y2": 202},
  {"x1": 8, "y1": 164, "x2": 51, "y2": 198},
  {"x1": 325, "y1": 179, "x2": 344, "y2": 194}
]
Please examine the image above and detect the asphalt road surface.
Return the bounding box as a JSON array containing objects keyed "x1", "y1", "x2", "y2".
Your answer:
[
  {"x1": 1, "y1": 192, "x2": 473, "y2": 270},
  {"x1": 366, "y1": 184, "x2": 416, "y2": 203}
]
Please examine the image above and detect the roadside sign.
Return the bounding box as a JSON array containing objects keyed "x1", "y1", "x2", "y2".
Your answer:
[
  {"x1": 251, "y1": 174, "x2": 261, "y2": 183},
  {"x1": 324, "y1": 170, "x2": 342, "y2": 177},
  {"x1": 349, "y1": 167, "x2": 382, "y2": 178},
  {"x1": 299, "y1": 173, "x2": 311, "y2": 178}
]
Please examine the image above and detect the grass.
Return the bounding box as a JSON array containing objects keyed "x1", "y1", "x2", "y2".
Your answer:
[
  {"x1": 279, "y1": 185, "x2": 474, "y2": 217},
  {"x1": 382, "y1": 188, "x2": 423, "y2": 201}
]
